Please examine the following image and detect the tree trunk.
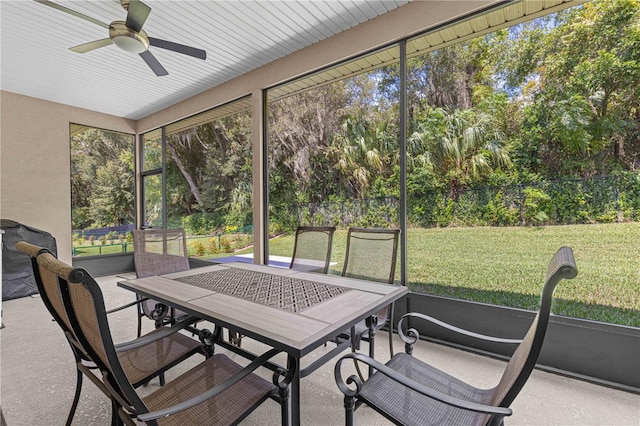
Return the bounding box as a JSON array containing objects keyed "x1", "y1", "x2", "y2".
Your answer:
[{"x1": 166, "y1": 142, "x2": 205, "y2": 212}]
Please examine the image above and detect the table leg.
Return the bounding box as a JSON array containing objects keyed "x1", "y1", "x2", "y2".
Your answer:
[
  {"x1": 365, "y1": 316, "x2": 377, "y2": 377},
  {"x1": 287, "y1": 355, "x2": 301, "y2": 425}
]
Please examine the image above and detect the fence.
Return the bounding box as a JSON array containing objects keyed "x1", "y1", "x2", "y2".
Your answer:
[
  {"x1": 434, "y1": 175, "x2": 640, "y2": 227},
  {"x1": 72, "y1": 242, "x2": 134, "y2": 257},
  {"x1": 289, "y1": 174, "x2": 640, "y2": 229},
  {"x1": 73, "y1": 175, "x2": 640, "y2": 256},
  {"x1": 73, "y1": 225, "x2": 254, "y2": 257},
  {"x1": 72, "y1": 224, "x2": 135, "y2": 238},
  {"x1": 295, "y1": 197, "x2": 400, "y2": 228}
]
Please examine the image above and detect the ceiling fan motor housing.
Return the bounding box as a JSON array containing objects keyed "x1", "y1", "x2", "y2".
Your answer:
[
  {"x1": 36, "y1": 0, "x2": 206, "y2": 76},
  {"x1": 109, "y1": 21, "x2": 149, "y2": 53}
]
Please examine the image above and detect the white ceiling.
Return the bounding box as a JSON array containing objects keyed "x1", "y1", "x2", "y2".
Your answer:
[{"x1": 0, "y1": 0, "x2": 410, "y2": 120}]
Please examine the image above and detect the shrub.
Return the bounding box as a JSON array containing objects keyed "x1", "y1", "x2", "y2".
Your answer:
[
  {"x1": 482, "y1": 190, "x2": 520, "y2": 226},
  {"x1": 220, "y1": 238, "x2": 233, "y2": 253},
  {"x1": 190, "y1": 241, "x2": 206, "y2": 257},
  {"x1": 522, "y1": 187, "x2": 551, "y2": 225},
  {"x1": 313, "y1": 212, "x2": 326, "y2": 225},
  {"x1": 436, "y1": 199, "x2": 454, "y2": 227},
  {"x1": 408, "y1": 190, "x2": 443, "y2": 227},
  {"x1": 181, "y1": 213, "x2": 220, "y2": 235},
  {"x1": 223, "y1": 211, "x2": 252, "y2": 228},
  {"x1": 548, "y1": 181, "x2": 589, "y2": 224},
  {"x1": 207, "y1": 238, "x2": 219, "y2": 254},
  {"x1": 595, "y1": 200, "x2": 619, "y2": 223},
  {"x1": 357, "y1": 208, "x2": 391, "y2": 228}
]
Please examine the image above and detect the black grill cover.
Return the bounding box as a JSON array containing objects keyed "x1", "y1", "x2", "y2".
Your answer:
[{"x1": 2, "y1": 219, "x2": 57, "y2": 301}]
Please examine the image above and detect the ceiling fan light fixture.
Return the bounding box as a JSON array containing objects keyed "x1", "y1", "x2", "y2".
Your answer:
[
  {"x1": 109, "y1": 21, "x2": 149, "y2": 53},
  {"x1": 37, "y1": 0, "x2": 206, "y2": 76}
]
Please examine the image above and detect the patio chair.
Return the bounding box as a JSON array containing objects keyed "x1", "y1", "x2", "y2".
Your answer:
[
  {"x1": 289, "y1": 226, "x2": 336, "y2": 273},
  {"x1": 112, "y1": 228, "x2": 192, "y2": 337},
  {"x1": 341, "y1": 227, "x2": 400, "y2": 363},
  {"x1": 335, "y1": 246, "x2": 578, "y2": 426},
  {"x1": 34, "y1": 247, "x2": 291, "y2": 425},
  {"x1": 15, "y1": 241, "x2": 205, "y2": 426}
]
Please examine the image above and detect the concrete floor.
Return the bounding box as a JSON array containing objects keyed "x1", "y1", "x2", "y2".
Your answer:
[{"x1": 1, "y1": 274, "x2": 638, "y2": 425}]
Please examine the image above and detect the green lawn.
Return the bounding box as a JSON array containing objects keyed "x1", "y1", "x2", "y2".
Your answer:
[
  {"x1": 73, "y1": 242, "x2": 133, "y2": 256},
  {"x1": 75, "y1": 223, "x2": 640, "y2": 326},
  {"x1": 266, "y1": 223, "x2": 640, "y2": 327}
]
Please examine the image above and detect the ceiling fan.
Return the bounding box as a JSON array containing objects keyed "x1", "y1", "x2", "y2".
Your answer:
[{"x1": 36, "y1": 0, "x2": 207, "y2": 76}]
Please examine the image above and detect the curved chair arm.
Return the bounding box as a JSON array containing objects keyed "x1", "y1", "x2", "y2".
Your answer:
[
  {"x1": 397, "y1": 312, "x2": 522, "y2": 347},
  {"x1": 136, "y1": 348, "x2": 285, "y2": 422},
  {"x1": 335, "y1": 352, "x2": 513, "y2": 417},
  {"x1": 114, "y1": 316, "x2": 199, "y2": 352},
  {"x1": 273, "y1": 354, "x2": 297, "y2": 391},
  {"x1": 106, "y1": 297, "x2": 149, "y2": 314}
]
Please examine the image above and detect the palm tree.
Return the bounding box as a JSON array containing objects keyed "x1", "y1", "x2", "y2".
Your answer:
[
  {"x1": 329, "y1": 116, "x2": 396, "y2": 197},
  {"x1": 410, "y1": 108, "x2": 511, "y2": 201}
]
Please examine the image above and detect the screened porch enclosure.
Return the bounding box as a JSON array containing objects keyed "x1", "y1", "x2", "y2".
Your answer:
[{"x1": 66, "y1": 0, "x2": 639, "y2": 391}]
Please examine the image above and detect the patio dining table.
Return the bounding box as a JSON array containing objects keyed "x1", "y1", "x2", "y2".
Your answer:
[{"x1": 118, "y1": 262, "x2": 408, "y2": 425}]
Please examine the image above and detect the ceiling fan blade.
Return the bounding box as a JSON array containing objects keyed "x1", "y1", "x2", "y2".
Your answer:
[
  {"x1": 140, "y1": 51, "x2": 168, "y2": 76},
  {"x1": 70, "y1": 38, "x2": 113, "y2": 53},
  {"x1": 148, "y1": 37, "x2": 207, "y2": 60},
  {"x1": 126, "y1": 0, "x2": 152, "y2": 33},
  {"x1": 35, "y1": 0, "x2": 109, "y2": 29}
]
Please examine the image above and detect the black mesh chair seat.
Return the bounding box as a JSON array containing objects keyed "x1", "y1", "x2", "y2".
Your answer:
[{"x1": 359, "y1": 353, "x2": 493, "y2": 426}]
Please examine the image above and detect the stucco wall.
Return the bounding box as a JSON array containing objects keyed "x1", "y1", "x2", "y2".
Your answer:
[{"x1": 0, "y1": 91, "x2": 135, "y2": 262}]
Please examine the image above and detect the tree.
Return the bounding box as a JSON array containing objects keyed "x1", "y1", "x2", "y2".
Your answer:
[
  {"x1": 199, "y1": 114, "x2": 254, "y2": 221},
  {"x1": 71, "y1": 128, "x2": 134, "y2": 230},
  {"x1": 165, "y1": 111, "x2": 253, "y2": 228},
  {"x1": 328, "y1": 115, "x2": 397, "y2": 198},
  {"x1": 89, "y1": 154, "x2": 135, "y2": 227},
  {"x1": 410, "y1": 108, "x2": 511, "y2": 201},
  {"x1": 268, "y1": 82, "x2": 350, "y2": 211},
  {"x1": 503, "y1": 0, "x2": 640, "y2": 176},
  {"x1": 401, "y1": 37, "x2": 497, "y2": 128}
]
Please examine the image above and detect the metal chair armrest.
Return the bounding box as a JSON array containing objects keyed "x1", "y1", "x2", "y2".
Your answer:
[
  {"x1": 106, "y1": 297, "x2": 149, "y2": 314},
  {"x1": 136, "y1": 348, "x2": 284, "y2": 422},
  {"x1": 114, "y1": 316, "x2": 199, "y2": 352},
  {"x1": 335, "y1": 352, "x2": 513, "y2": 417},
  {"x1": 398, "y1": 312, "x2": 522, "y2": 345}
]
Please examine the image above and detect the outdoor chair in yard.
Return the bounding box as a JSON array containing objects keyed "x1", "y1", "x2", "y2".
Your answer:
[
  {"x1": 16, "y1": 241, "x2": 205, "y2": 426},
  {"x1": 340, "y1": 227, "x2": 400, "y2": 364},
  {"x1": 289, "y1": 226, "x2": 336, "y2": 273},
  {"x1": 32, "y1": 244, "x2": 292, "y2": 425},
  {"x1": 335, "y1": 246, "x2": 578, "y2": 426}
]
